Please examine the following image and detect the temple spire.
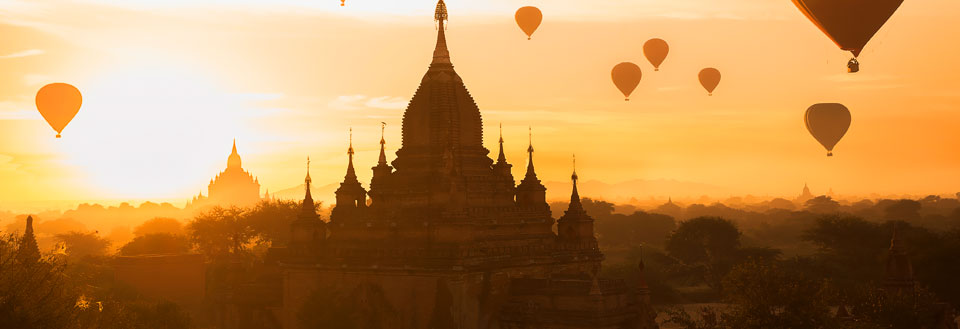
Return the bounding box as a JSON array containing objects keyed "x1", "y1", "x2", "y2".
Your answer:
[
  {"x1": 345, "y1": 128, "x2": 358, "y2": 182},
  {"x1": 569, "y1": 154, "x2": 583, "y2": 212},
  {"x1": 16, "y1": 215, "x2": 40, "y2": 264},
  {"x1": 525, "y1": 126, "x2": 536, "y2": 179},
  {"x1": 432, "y1": 0, "x2": 451, "y2": 65},
  {"x1": 378, "y1": 122, "x2": 388, "y2": 166},
  {"x1": 227, "y1": 139, "x2": 242, "y2": 169},
  {"x1": 301, "y1": 157, "x2": 316, "y2": 216},
  {"x1": 496, "y1": 123, "x2": 506, "y2": 163}
]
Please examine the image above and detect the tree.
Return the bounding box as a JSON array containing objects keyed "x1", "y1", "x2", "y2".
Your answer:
[
  {"x1": 720, "y1": 260, "x2": 835, "y2": 329},
  {"x1": 119, "y1": 233, "x2": 192, "y2": 256},
  {"x1": 133, "y1": 217, "x2": 184, "y2": 237},
  {"x1": 805, "y1": 196, "x2": 841, "y2": 214},
  {"x1": 884, "y1": 199, "x2": 922, "y2": 222},
  {"x1": 667, "y1": 217, "x2": 741, "y2": 264},
  {"x1": 0, "y1": 234, "x2": 80, "y2": 328},
  {"x1": 245, "y1": 199, "x2": 318, "y2": 247},
  {"x1": 666, "y1": 217, "x2": 742, "y2": 290},
  {"x1": 581, "y1": 198, "x2": 616, "y2": 219},
  {"x1": 187, "y1": 206, "x2": 252, "y2": 260},
  {"x1": 595, "y1": 211, "x2": 676, "y2": 248},
  {"x1": 55, "y1": 231, "x2": 111, "y2": 259}
]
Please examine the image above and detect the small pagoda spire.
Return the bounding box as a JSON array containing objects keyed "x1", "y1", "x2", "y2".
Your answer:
[
  {"x1": 432, "y1": 0, "x2": 451, "y2": 65},
  {"x1": 227, "y1": 139, "x2": 242, "y2": 169},
  {"x1": 378, "y1": 122, "x2": 388, "y2": 166},
  {"x1": 524, "y1": 126, "x2": 537, "y2": 179},
  {"x1": 568, "y1": 154, "x2": 584, "y2": 213},
  {"x1": 16, "y1": 215, "x2": 40, "y2": 264},
  {"x1": 302, "y1": 157, "x2": 315, "y2": 214},
  {"x1": 496, "y1": 123, "x2": 507, "y2": 164},
  {"x1": 344, "y1": 128, "x2": 358, "y2": 182}
]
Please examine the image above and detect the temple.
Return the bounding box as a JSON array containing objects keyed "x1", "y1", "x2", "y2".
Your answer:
[
  {"x1": 274, "y1": 2, "x2": 658, "y2": 328},
  {"x1": 188, "y1": 140, "x2": 263, "y2": 208}
]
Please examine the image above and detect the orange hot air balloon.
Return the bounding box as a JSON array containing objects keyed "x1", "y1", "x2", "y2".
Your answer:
[
  {"x1": 515, "y1": 6, "x2": 542, "y2": 40},
  {"x1": 611, "y1": 62, "x2": 642, "y2": 101},
  {"x1": 804, "y1": 103, "x2": 851, "y2": 157},
  {"x1": 792, "y1": 0, "x2": 903, "y2": 68},
  {"x1": 698, "y1": 68, "x2": 721, "y2": 96},
  {"x1": 643, "y1": 38, "x2": 669, "y2": 71},
  {"x1": 36, "y1": 83, "x2": 82, "y2": 138}
]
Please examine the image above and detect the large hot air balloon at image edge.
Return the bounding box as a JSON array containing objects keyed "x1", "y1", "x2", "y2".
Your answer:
[
  {"x1": 643, "y1": 38, "x2": 669, "y2": 71},
  {"x1": 611, "y1": 62, "x2": 642, "y2": 101},
  {"x1": 804, "y1": 103, "x2": 851, "y2": 157},
  {"x1": 791, "y1": 0, "x2": 904, "y2": 72},
  {"x1": 698, "y1": 68, "x2": 721, "y2": 96},
  {"x1": 515, "y1": 6, "x2": 542, "y2": 40},
  {"x1": 36, "y1": 83, "x2": 82, "y2": 138}
]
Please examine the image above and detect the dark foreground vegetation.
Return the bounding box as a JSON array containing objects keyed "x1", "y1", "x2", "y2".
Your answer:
[{"x1": 2, "y1": 194, "x2": 959, "y2": 328}]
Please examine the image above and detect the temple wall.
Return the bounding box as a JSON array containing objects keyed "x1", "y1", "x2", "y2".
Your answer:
[{"x1": 113, "y1": 254, "x2": 205, "y2": 308}]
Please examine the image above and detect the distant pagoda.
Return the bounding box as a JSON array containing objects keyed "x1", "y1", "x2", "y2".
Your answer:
[{"x1": 189, "y1": 140, "x2": 262, "y2": 208}]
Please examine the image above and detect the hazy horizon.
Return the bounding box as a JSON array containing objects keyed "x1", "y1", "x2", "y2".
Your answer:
[{"x1": 3, "y1": 0, "x2": 960, "y2": 205}]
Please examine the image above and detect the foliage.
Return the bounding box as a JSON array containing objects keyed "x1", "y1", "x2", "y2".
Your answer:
[
  {"x1": 55, "y1": 231, "x2": 112, "y2": 259},
  {"x1": 133, "y1": 217, "x2": 185, "y2": 237},
  {"x1": 805, "y1": 196, "x2": 841, "y2": 214},
  {"x1": 119, "y1": 233, "x2": 192, "y2": 256},
  {"x1": 595, "y1": 211, "x2": 676, "y2": 248},
  {"x1": 0, "y1": 234, "x2": 78, "y2": 329},
  {"x1": 186, "y1": 206, "x2": 252, "y2": 260},
  {"x1": 720, "y1": 260, "x2": 835, "y2": 329}
]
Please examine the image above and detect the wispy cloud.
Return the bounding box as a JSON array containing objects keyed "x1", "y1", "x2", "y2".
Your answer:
[
  {"x1": 0, "y1": 49, "x2": 45, "y2": 59},
  {"x1": 329, "y1": 95, "x2": 406, "y2": 111}
]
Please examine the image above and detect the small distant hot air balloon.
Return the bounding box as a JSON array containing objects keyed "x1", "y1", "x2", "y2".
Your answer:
[
  {"x1": 340, "y1": 0, "x2": 345, "y2": 6},
  {"x1": 611, "y1": 62, "x2": 642, "y2": 101},
  {"x1": 515, "y1": 6, "x2": 542, "y2": 40},
  {"x1": 792, "y1": 0, "x2": 903, "y2": 72},
  {"x1": 36, "y1": 83, "x2": 82, "y2": 138},
  {"x1": 643, "y1": 39, "x2": 669, "y2": 71},
  {"x1": 698, "y1": 68, "x2": 721, "y2": 96},
  {"x1": 804, "y1": 103, "x2": 851, "y2": 157}
]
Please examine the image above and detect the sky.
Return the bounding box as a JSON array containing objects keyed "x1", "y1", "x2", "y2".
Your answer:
[{"x1": 1, "y1": 0, "x2": 959, "y2": 211}]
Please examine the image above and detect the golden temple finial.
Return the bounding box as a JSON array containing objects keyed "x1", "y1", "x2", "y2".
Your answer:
[
  {"x1": 348, "y1": 128, "x2": 354, "y2": 155},
  {"x1": 435, "y1": 0, "x2": 448, "y2": 23}
]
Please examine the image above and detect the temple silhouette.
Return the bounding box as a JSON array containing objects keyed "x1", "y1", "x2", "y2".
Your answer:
[
  {"x1": 188, "y1": 140, "x2": 263, "y2": 208},
  {"x1": 259, "y1": 1, "x2": 658, "y2": 328}
]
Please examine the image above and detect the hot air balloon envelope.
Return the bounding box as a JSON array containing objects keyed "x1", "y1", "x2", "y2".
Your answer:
[
  {"x1": 791, "y1": 0, "x2": 903, "y2": 57},
  {"x1": 515, "y1": 6, "x2": 542, "y2": 40},
  {"x1": 643, "y1": 39, "x2": 669, "y2": 71},
  {"x1": 804, "y1": 103, "x2": 851, "y2": 157},
  {"x1": 611, "y1": 62, "x2": 642, "y2": 101},
  {"x1": 698, "y1": 68, "x2": 721, "y2": 96},
  {"x1": 36, "y1": 83, "x2": 82, "y2": 138}
]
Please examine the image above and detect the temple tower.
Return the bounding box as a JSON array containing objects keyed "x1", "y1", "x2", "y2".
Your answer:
[
  {"x1": 557, "y1": 156, "x2": 596, "y2": 243},
  {"x1": 291, "y1": 158, "x2": 325, "y2": 252},
  {"x1": 333, "y1": 129, "x2": 368, "y2": 220},
  {"x1": 516, "y1": 128, "x2": 547, "y2": 207}
]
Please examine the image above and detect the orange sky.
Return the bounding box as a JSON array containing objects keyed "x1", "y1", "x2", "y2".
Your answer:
[{"x1": 1, "y1": 0, "x2": 959, "y2": 211}]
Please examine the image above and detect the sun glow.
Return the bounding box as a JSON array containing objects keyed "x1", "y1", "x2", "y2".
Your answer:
[{"x1": 54, "y1": 62, "x2": 264, "y2": 199}]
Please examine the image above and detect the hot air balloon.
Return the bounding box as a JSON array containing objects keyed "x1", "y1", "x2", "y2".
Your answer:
[
  {"x1": 611, "y1": 62, "x2": 642, "y2": 101},
  {"x1": 792, "y1": 0, "x2": 903, "y2": 72},
  {"x1": 804, "y1": 103, "x2": 851, "y2": 157},
  {"x1": 36, "y1": 83, "x2": 82, "y2": 138},
  {"x1": 698, "y1": 68, "x2": 721, "y2": 96},
  {"x1": 515, "y1": 6, "x2": 542, "y2": 40},
  {"x1": 643, "y1": 38, "x2": 669, "y2": 71}
]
